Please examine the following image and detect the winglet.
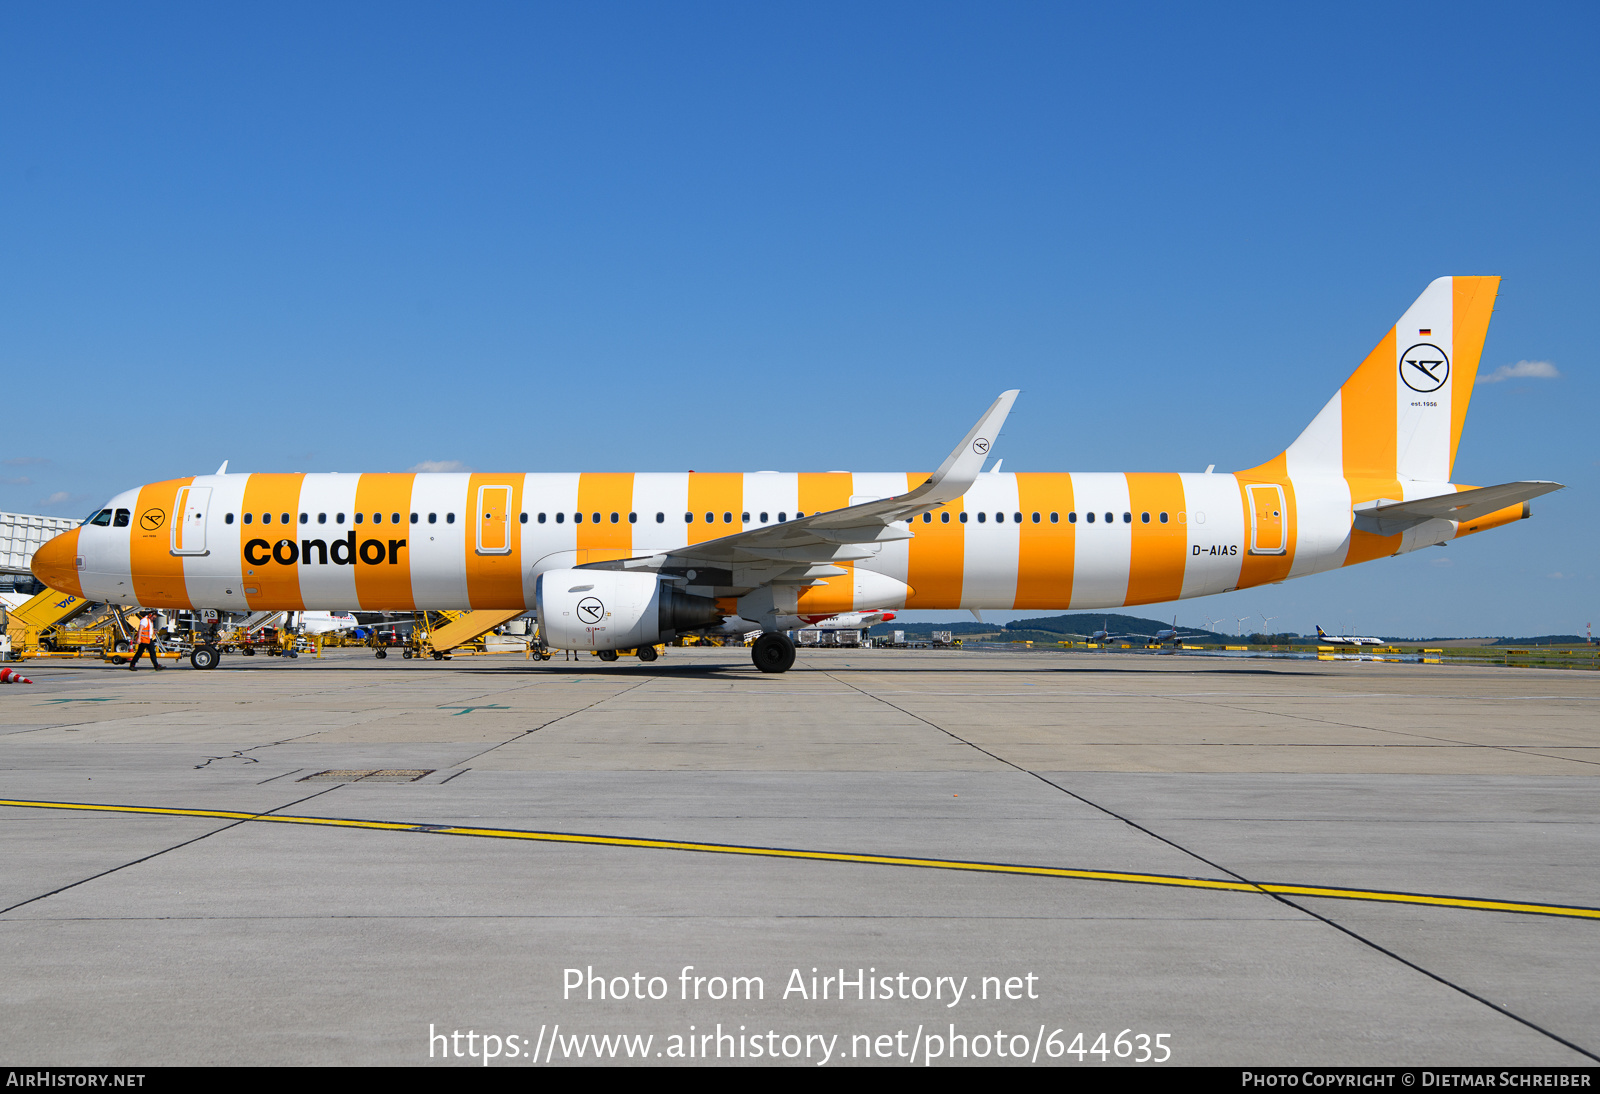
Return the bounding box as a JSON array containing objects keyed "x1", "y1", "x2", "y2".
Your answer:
[
  {"x1": 917, "y1": 389, "x2": 1019, "y2": 504},
  {"x1": 804, "y1": 389, "x2": 1018, "y2": 529}
]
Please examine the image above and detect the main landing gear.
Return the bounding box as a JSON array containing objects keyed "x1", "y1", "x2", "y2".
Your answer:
[{"x1": 751, "y1": 631, "x2": 795, "y2": 674}]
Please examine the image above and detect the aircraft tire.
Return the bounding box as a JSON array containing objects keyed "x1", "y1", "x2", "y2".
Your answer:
[
  {"x1": 190, "y1": 646, "x2": 218, "y2": 670},
  {"x1": 752, "y1": 632, "x2": 796, "y2": 674},
  {"x1": 597, "y1": 649, "x2": 619, "y2": 662}
]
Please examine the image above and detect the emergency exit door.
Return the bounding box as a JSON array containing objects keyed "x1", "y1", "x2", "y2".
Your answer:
[
  {"x1": 1247, "y1": 484, "x2": 1286, "y2": 555},
  {"x1": 171, "y1": 486, "x2": 211, "y2": 556},
  {"x1": 476, "y1": 485, "x2": 513, "y2": 555}
]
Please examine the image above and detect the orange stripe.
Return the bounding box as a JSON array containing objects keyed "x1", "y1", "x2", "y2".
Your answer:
[
  {"x1": 1124, "y1": 473, "x2": 1188, "y2": 605},
  {"x1": 684, "y1": 473, "x2": 743, "y2": 545},
  {"x1": 905, "y1": 472, "x2": 964, "y2": 609},
  {"x1": 351, "y1": 474, "x2": 415, "y2": 611},
  {"x1": 1454, "y1": 501, "x2": 1525, "y2": 539},
  {"x1": 1339, "y1": 325, "x2": 1402, "y2": 567},
  {"x1": 1013, "y1": 473, "x2": 1074, "y2": 609},
  {"x1": 793, "y1": 473, "x2": 858, "y2": 615},
  {"x1": 1232, "y1": 457, "x2": 1298, "y2": 590},
  {"x1": 574, "y1": 473, "x2": 635, "y2": 554},
  {"x1": 1341, "y1": 326, "x2": 1398, "y2": 482},
  {"x1": 1450, "y1": 276, "x2": 1500, "y2": 475},
  {"x1": 129, "y1": 478, "x2": 194, "y2": 609},
  {"x1": 237, "y1": 475, "x2": 304, "y2": 611},
  {"x1": 465, "y1": 473, "x2": 527, "y2": 610}
]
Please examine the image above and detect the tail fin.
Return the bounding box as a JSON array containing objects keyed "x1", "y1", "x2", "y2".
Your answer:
[
  {"x1": 1280, "y1": 277, "x2": 1500, "y2": 483},
  {"x1": 1316, "y1": 625, "x2": 1329, "y2": 640}
]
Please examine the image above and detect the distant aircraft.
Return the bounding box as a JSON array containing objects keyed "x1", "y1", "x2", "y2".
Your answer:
[
  {"x1": 32, "y1": 276, "x2": 1561, "y2": 674},
  {"x1": 799, "y1": 610, "x2": 897, "y2": 630},
  {"x1": 1316, "y1": 625, "x2": 1385, "y2": 646},
  {"x1": 300, "y1": 610, "x2": 358, "y2": 635}
]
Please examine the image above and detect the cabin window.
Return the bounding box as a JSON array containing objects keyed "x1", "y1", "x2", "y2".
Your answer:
[
  {"x1": 1050, "y1": 512, "x2": 1059, "y2": 523},
  {"x1": 1160, "y1": 512, "x2": 1169, "y2": 523},
  {"x1": 281, "y1": 513, "x2": 290, "y2": 525},
  {"x1": 742, "y1": 512, "x2": 750, "y2": 523},
  {"x1": 1014, "y1": 512, "x2": 1022, "y2": 523},
  {"x1": 723, "y1": 512, "x2": 733, "y2": 523},
  {"x1": 372, "y1": 513, "x2": 382, "y2": 524},
  {"x1": 318, "y1": 513, "x2": 327, "y2": 524},
  {"x1": 428, "y1": 513, "x2": 437, "y2": 524},
  {"x1": 685, "y1": 513, "x2": 693, "y2": 523},
  {"x1": 655, "y1": 512, "x2": 663, "y2": 523},
  {"x1": 779, "y1": 512, "x2": 788, "y2": 522},
  {"x1": 243, "y1": 513, "x2": 253, "y2": 524},
  {"x1": 413, "y1": 514, "x2": 421, "y2": 524},
  {"x1": 299, "y1": 513, "x2": 308, "y2": 524},
  {"x1": 760, "y1": 512, "x2": 768, "y2": 523},
  {"x1": 519, "y1": 512, "x2": 527, "y2": 524},
  {"x1": 704, "y1": 512, "x2": 713, "y2": 523},
  {"x1": 921, "y1": 512, "x2": 931, "y2": 523},
  {"x1": 539, "y1": 513, "x2": 547, "y2": 523},
  {"x1": 1122, "y1": 512, "x2": 1131, "y2": 523},
  {"x1": 1141, "y1": 512, "x2": 1150, "y2": 523},
  {"x1": 609, "y1": 512, "x2": 619, "y2": 524},
  {"x1": 1085, "y1": 512, "x2": 1094, "y2": 523},
  {"x1": 795, "y1": 512, "x2": 805, "y2": 519},
  {"x1": 1066, "y1": 512, "x2": 1074, "y2": 523},
  {"x1": 557, "y1": 512, "x2": 565, "y2": 523},
  {"x1": 977, "y1": 511, "x2": 987, "y2": 523},
  {"x1": 959, "y1": 512, "x2": 968, "y2": 523},
  {"x1": 353, "y1": 513, "x2": 362, "y2": 524},
  {"x1": 446, "y1": 513, "x2": 455, "y2": 524},
  {"x1": 224, "y1": 513, "x2": 234, "y2": 525},
  {"x1": 391, "y1": 513, "x2": 400, "y2": 524},
  {"x1": 574, "y1": 512, "x2": 583, "y2": 523},
  {"x1": 1031, "y1": 512, "x2": 1040, "y2": 523},
  {"x1": 941, "y1": 512, "x2": 950, "y2": 523},
  {"x1": 336, "y1": 513, "x2": 345, "y2": 524}
]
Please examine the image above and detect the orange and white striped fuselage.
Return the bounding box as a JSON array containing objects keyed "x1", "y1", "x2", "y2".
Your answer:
[
  {"x1": 29, "y1": 276, "x2": 1546, "y2": 637},
  {"x1": 36, "y1": 466, "x2": 1527, "y2": 618}
]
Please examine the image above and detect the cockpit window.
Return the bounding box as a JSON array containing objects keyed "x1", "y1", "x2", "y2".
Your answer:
[
  {"x1": 113, "y1": 509, "x2": 131, "y2": 527},
  {"x1": 87, "y1": 508, "x2": 113, "y2": 527}
]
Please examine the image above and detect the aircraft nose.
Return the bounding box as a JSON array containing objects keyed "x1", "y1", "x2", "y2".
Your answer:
[{"x1": 30, "y1": 529, "x2": 83, "y2": 597}]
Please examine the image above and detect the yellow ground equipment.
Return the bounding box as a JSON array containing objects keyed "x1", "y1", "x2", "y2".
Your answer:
[
  {"x1": 6, "y1": 587, "x2": 142, "y2": 659},
  {"x1": 382, "y1": 609, "x2": 526, "y2": 660}
]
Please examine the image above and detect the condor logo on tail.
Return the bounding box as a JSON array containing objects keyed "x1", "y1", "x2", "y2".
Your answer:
[{"x1": 243, "y1": 532, "x2": 407, "y2": 567}]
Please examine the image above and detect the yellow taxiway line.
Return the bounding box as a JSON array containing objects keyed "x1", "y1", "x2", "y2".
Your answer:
[{"x1": 3, "y1": 797, "x2": 1597, "y2": 922}]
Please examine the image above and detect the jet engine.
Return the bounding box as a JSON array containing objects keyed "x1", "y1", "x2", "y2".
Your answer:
[{"x1": 535, "y1": 569, "x2": 723, "y2": 650}]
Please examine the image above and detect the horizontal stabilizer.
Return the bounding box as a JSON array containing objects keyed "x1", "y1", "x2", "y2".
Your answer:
[{"x1": 1353, "y1": 481, "x2": 1562, "y2": 536}]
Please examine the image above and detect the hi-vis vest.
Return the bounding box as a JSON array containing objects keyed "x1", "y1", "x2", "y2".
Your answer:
[{"x1": 138, "y1": 617, "x2": 155, "y2": 643}]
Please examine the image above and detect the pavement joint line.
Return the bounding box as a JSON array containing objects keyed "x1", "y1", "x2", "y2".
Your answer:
[
  {"x1": 826, "y1": 672, "x2": 1600, "y2": 1060},
  {"x1": 449, "y1": 677, "x2": 656, "y2": 766},
  {"x1": 3, "y1": 797, "x2": 1599, "y2": 922}
]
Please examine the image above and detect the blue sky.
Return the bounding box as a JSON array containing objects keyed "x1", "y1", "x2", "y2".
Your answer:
[{"x1": 2, "y1": 2, "x2": 1594, "y2": 637}]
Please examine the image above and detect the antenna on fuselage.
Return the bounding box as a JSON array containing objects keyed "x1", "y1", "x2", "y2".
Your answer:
[{"x1": 215, "y1": 460, "x2": 229, "y2": 475}]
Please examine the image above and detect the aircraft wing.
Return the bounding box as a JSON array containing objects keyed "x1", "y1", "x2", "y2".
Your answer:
[
  {"x1": 579, "y1": 390, "x2": 1019, "y2": 587},
  {"x1": 1353, "y1": 481, "x2": 1563, "y2": 536}
]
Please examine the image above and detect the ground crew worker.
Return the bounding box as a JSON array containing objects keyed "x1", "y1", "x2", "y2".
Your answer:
[{"x1": 130, "y1": 611, "x2": 162, "y2": 671}]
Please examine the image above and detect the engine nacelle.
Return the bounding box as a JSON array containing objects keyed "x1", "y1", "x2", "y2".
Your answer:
[{"x1": 535, "y1": 569, "x2": 723, "y2": 650}]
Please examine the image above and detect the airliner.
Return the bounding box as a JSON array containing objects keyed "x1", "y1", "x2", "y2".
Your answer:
[
  {"x1": 31, "y1": 277, "x2": 1561, "y2": 673},
  {"x1": 1315, "y1": 626, "x2": 1386, "y2": 646}
]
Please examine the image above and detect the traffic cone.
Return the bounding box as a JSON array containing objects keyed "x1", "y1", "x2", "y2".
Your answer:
[{"x1": 0, "y1": 667, "x2": 33, "y2": 684}]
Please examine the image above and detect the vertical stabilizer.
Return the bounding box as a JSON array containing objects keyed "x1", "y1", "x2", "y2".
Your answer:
[{"x1": 1281, "y1": 276, "x2": 1499, "y2": 483}]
